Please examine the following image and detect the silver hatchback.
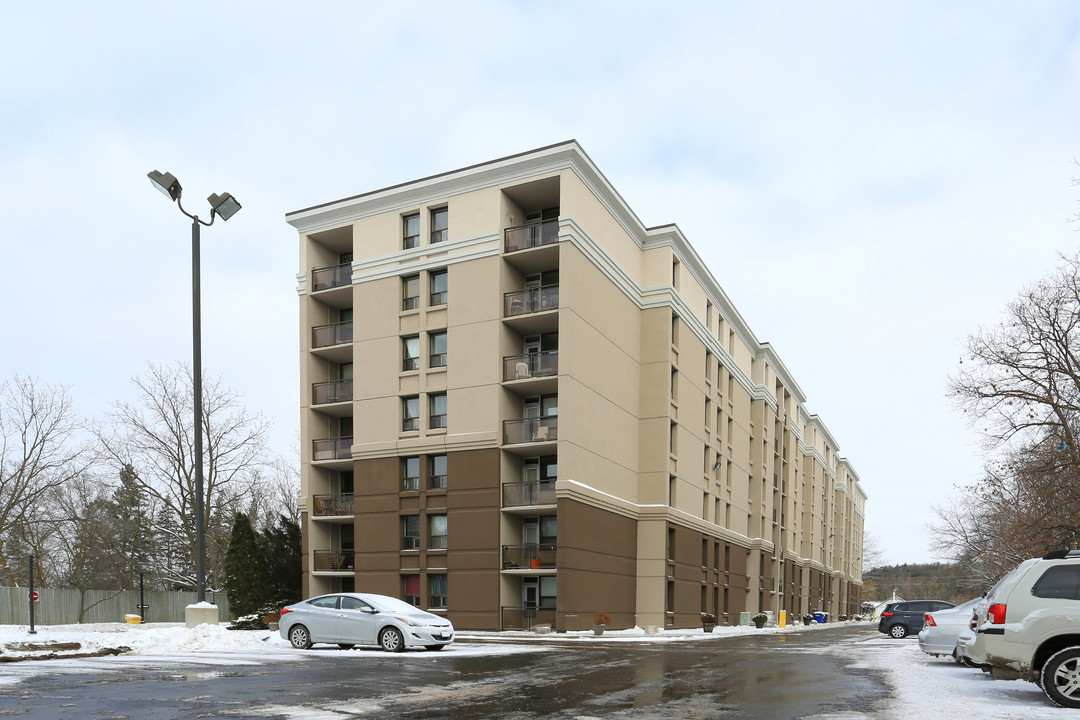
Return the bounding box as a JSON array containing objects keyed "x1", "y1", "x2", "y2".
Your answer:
[{"x1": 279, "y1": 593, "x2": 455, "y2": 652}]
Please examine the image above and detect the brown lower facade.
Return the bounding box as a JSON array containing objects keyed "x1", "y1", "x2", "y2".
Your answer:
[{"x1": 304, "y1": 447, "x2": 861, "y2": 630}]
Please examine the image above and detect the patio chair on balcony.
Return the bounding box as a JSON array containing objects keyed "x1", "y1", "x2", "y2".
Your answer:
[
  {"x1": 533, "y1": 425, "x2": 549, "y2": 442},
  {"x1": 515, "y1": 361, "x2": 530, "y2": 379}
]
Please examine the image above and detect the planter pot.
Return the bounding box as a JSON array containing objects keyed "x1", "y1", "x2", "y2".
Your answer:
[
  {"x1": 753, "y1": 619, "x2": 766, "y2": 628},
  {"x1": 702, "y1": 624, "x2": 715, "y2": 633},
  {"x1": 593, "y1": 625, "x2": 605, "y2": 636}
]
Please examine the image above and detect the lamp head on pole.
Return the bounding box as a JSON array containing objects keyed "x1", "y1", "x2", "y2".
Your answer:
[
  {"x1": 147, "y1": 170, "x2": 182, "y2": 201},
  {"x1": 208, "y1": 192, "x2": 242, "y2": 221}
]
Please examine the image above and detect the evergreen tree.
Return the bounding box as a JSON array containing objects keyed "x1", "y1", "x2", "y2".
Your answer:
[
  {"x1": 223, "y1": 513, "x2": 264, "y2": 616},
  {"x1": 259, "y1": 514, "x2": 302, "y2": 603}
]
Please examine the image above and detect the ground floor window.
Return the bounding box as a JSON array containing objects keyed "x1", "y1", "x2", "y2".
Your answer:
[
  {"x1": 430, "y1": 574, "x2": 447, "y2": 608},
  {"x1": 403, "y1": 575, "x2": 420, "y2": 607}
]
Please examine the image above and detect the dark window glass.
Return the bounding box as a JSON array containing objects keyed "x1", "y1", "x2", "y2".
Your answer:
[{"x1": 1033, "y1": 566, "x2": 1080, "y2": 600}]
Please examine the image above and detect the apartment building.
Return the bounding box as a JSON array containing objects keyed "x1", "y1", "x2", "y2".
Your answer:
[{"x1": 287, "y1": 141, "x2": 867, "y2": 631}]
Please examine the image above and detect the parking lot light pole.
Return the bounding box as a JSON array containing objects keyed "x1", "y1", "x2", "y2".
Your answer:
[{"x1": 147, "y1": 171, "x2": 241, "y2": 604}]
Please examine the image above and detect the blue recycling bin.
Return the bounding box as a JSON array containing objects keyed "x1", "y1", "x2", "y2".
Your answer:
[{"x1": 813, "y1": 612, "x2": 827, "y2": 623}]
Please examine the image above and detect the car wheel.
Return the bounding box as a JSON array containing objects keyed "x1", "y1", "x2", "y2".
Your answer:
[
  {"x1": 888, "y1": 624, "x2": 909, "y2": 639},
  {"x1": 337, "y1": 644, "x2": 355, "y2": 650},
  {"x1": 425, "y1": 644, "x2": 447, "y2": 651},
  {"x1": 379, "y1": 627, "x2": 405, "y2": 652},
  {"x1": 1041, "y1": 647, "x2": 1080, "y2": 708},
  {"x1": 288, "y1": 624, "x2": 312, "y2": 650}
]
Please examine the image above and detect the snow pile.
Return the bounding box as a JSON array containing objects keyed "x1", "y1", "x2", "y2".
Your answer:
[{"x1": 841, "y1": 634, "x2": 1059, "y2": 720}]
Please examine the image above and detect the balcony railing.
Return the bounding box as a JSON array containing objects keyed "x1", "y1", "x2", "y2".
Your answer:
[
  {"x1": 312, "y1": 321, "x2": 353, "y2": 348},
  {"x1": 503, "y1": 416, "x2": 558, "y2": 445},
  {"x1": 313, "y1": 549, "x2": 355, "y2": 571},
  {"x1": 313, "y1": 436, "x2": 352, "y2": 461},
  {"x1": 503, "y1": 350, "x2": 558, "y2": 381},
  {"x1": 502, "y1": 543, "x2": 557, "y2": 569},
  {"x1": 504, "y1": 286, "x2": 559, "y2": 317},
  {"x1": 312, "y1": 493, "x2": 355, "y2": 517},
  {"x1": 501, "y1": 605, "x2": 556, "y2": 631},
  {"x1": 504, "y1": 219, "x2": 559, "y2": 253},
  {"x1": 502, "y1": 480, "x2": 556, "y2": 507},
  {"x1": 313, "y1": 379, "x2": 353, "y2": 405},
  {"x1": 312, "y1": 262, "x2": 351, "y2": 292}
]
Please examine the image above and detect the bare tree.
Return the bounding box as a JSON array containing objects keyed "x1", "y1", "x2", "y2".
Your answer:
[
  {"x1": 98, "y1": 362, "x2": 271, "y2": 592},
  {"x1": 0, "y1": 376, "x2": 89, "y2": 586}
]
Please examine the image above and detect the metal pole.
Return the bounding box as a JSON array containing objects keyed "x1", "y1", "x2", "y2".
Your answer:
[
  {"x1": 28, "y1": 555, "x2": 36, "y2": 635},
  {"x1": 139, "y1": 572, "x2": 146, "y2": 622},
  {"x1": 192, "y1": 217, "x2": 206, "y2": 604}
]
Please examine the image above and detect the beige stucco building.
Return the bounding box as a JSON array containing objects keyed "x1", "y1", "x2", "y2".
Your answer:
[{"x1": 287, "y1": 141, "x2": 866, "y2": 631}]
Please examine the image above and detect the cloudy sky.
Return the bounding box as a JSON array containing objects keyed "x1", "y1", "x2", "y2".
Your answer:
[{"x1": 2, "y1": 2, "x2": 1077, "y2": 565}]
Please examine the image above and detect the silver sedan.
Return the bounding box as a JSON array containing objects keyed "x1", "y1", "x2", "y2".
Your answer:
[
  {"x1": 918, "y1": 596, "x2": 981, "y2": 662},
  {"x1": 279, "y1": 593, "x2": 455, "y2": 652}
]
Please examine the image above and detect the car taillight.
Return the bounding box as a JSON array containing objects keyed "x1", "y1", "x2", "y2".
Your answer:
[
  {"x1": 925, "y1": 613, "x2": 937, "y2": 627},
  {"x1": 988, "y1": 603, "x2": 1007, "y2": 624},
  {"x1": 280, "y1": 607, "x2": 293, "y2": 615},
  {"x1": 881, "y1": 611, "x2": 893, "y2": 618}
]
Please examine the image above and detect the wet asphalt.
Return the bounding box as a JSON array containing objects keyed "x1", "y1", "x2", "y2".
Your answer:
[{"x1": 0, "y1": 624, "x2": 889, "y2": 719}]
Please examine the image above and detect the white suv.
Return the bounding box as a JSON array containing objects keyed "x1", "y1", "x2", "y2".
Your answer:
[{"x1": 958, "y1": 550, "x2": 1080, "y2": 708}]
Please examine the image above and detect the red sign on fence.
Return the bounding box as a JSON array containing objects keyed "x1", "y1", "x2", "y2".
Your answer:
[{"x1": 29, "y1": 591, "x2": 38, "y2": 602}]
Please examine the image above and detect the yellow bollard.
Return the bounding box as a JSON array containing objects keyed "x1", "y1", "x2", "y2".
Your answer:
[{"x1": 778, "y1": 610, "x2": 786, "y2": 628}]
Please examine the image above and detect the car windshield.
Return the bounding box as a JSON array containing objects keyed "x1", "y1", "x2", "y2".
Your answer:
[{"x1": 367, "y1": 595, "x2": 430, "y2": 614}]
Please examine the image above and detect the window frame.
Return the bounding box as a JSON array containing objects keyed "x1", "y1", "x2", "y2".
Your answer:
[
  {"x1": 430, "y1": 454, "x2": 448, "y2": 489},
  {"x1": 402, "y1": 456, "x2": 420, "y2": 492},
  {"x1": 429, "y1": 514, "x2": 447, "y2": 549},
  {"x1": 429, "y1": 392, "x2": 447, "y2": 429},
  {"x1": 430, "y1": 207, "x2": 448, "y2": 244},
  {"x1": 429, "y1": 269, "x2": 448, "y2": 306},
  {"x1": 429, "y1": 331, "x2": 447, "y2": 368},
  {"x1": 429, "y1": 573, "x2": 448, "y2": 609},
  {"x1": 402, "y1": 515, "x2": 420, "y2": 550},
  {"x1": 402, "y1": 335, "x2": 420, "y2": 372},
  {"x1": 403, "y1": 213, "x2": 420, "y2": 250},
  {"x1": 402, "y1": 396, "x2": 420, "y2": 432},
  {"x1": 402, "y1": 274, "x2": 420, "y2": 311}
]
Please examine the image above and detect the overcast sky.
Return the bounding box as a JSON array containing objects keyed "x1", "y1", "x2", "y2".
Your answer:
[{"x1": 2, "y1": 2, "x2": 1078, "y2": 566}]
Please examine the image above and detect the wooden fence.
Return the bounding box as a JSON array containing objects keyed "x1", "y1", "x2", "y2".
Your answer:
[{"x1": 0, "y1": 586, "x2": 231, "y2": 625}]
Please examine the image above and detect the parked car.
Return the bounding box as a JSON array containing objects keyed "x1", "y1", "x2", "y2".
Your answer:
[
  {"x1": 279, "y1": 593, "x2": 454, "y2": 652},
  {"x1": 918, "y1": 596, "x2": 982, "y2": 661},
  {"x1": 877, "y1": 600, "x2": 955, "y2": 638},
  {"x1": 957, "y1": 550, "x2": 1080, "y2": 708}
]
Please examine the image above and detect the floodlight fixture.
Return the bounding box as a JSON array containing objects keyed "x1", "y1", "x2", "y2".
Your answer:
[
  {"x1": 208, "y1": 192, "x2": 241, "y2": 221},
  {"x1": 148, "y1": 170, "x2": 182, "y2": 201}
]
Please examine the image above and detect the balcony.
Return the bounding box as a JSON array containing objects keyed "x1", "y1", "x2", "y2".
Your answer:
[
  {"x1": 503, "y1": 350, "x2": 558, "y2": 381},
  {"x1": 312, "y1": 493, "x2": 354, "y2": 517},
  {"x1": 313, "y1": 436, "x2": 352, "y2": 463},
  {"x1": 504, "y1": 286, "x2": 559, "y2": 318},
  {"x1": 313, "y1": 379, "x2": 353, "y2": 406},
  {"x1": 313, "y1": 549, "x2": 355, "y2": 572},
  {"x1": 312, "y1": 320, "x2": 353, "y2": 349},
  {"x1": 501, "y1": 605, "x2": 556, "y2": 631},
  {"x1": 502, "y1": 416, "x2": 558, "y2": 446},
  {"x1": 505, "y1": 219, "x2": 558, "y2": 253},
  {"x1": 312, "y1": 262, "x2": 351, "y2": 292},
  {"x1": 502, "y1": 480, "x2": 556, "y2": 508},
  {"x1": 502, "y1": 544, "x2": 557, "y2": 570}
]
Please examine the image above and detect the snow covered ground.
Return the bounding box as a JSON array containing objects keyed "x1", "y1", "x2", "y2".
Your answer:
[{"x1": 0, "y1": 621, "x2": 1067, "y2": 718}]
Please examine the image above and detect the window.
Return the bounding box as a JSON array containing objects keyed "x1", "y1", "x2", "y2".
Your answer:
[
  {"x1": 402, "y1": 335, "x2": 420, "y2": 371},
  {"x1": 429, "y1": 331, "x2": 447, "y2": 368},
  {"x1": 403, "y1": 275, "x2": 420, "y2": 311},
  {"x1": 429, "y1": 574, "x2": 447, "y2": 608},
  {"x1": 403, "y1": 515, "x2": 420, "y2": 550},
  {"x1": 539, "y1": 576, "x2": 557, "y2": 609},
  {"x1": 429, "y1": 393, "x2": 447, "y2": 429},
  {"x1": 1033, "y1": 566, "x2": 1080, "y2": 600},
  {"x1": 402, "y1": 396, "x2": 420, "y2": 432},
  {"x1": 402, "y1": 456, "x2": 420, "y2": 491},
  {"x1": 430, "y1": 207, "x2": 448, "y2": 244},
  {"x1": 430, "y1": 269, "x2": 447, "y2": 306},
  {"x1": 430, "y1": 454, "x2": 447, "y2": 489},
  {"x1": 429, "y1": 515, "x2": 447, "y2": 549},
  {"x1": 403, "y1": 213, "x2": 420, "y2": 249},
  {"x1": 403, "y1": 575, "x2": 420, "y2": 607}
]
